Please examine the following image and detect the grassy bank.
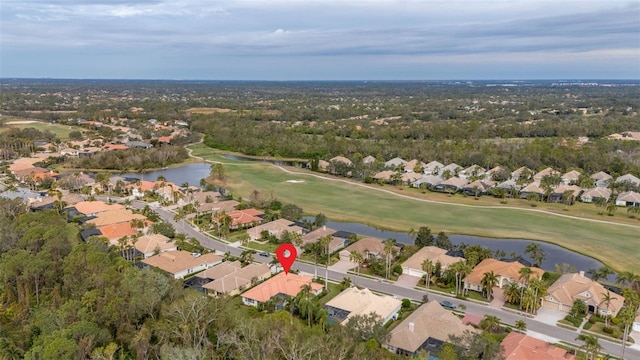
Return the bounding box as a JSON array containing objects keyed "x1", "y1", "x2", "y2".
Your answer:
[{"x1": 189, "y1": 144, "x2": 640, "y2": 273}]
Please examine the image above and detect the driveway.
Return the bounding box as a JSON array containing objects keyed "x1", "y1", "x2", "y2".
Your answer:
[
  {"x1": 536, "y1": 308, "x2": 567, "y2": 326},
  {"x1": 489, "y1": 287, "x2": 505, "y2": 308},
  {"x1": 328, "y1": 260, "x2": 356, "y2": 273},
  {"x1": 396, "y1": 274, "x2": 421, "y2": 288}
]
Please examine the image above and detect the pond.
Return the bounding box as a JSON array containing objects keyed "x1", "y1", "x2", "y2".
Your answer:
[
  {"x1": 120, "y1": 162, "x2": 212, "y2": 187},
  {"x1": 315, "y1": 219, "x2": 607, "y2": 273}
]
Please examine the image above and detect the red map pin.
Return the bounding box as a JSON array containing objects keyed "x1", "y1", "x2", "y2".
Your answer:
[{"x1": 276, "y1": 243, "x2": 297, "y2": 275}]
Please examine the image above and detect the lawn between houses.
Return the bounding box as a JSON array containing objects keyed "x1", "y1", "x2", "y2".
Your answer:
[{"x1": 189, "y1": 145, "x2": 640, "y2": 274}]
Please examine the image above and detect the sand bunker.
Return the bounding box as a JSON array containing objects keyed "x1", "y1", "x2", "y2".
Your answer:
[{"x1": 285, "y1": 180, "x2": 305, "y2": 183}]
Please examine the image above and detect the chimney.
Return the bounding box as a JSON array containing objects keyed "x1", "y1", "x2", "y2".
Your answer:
[
  {"x1": 408, "y1": 322, "x2": 414, "y2": 332},
  {"x1": 579, "y1": 271, "x2": 585, "y2": 278}
]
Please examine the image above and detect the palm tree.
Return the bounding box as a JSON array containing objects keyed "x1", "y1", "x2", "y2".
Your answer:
[
  {"x1": 618, "y1": 305, "x2": 636, "y2": 360},
  {"x1": 296, "y1": 284, "x2": 315, "y2": 327},
  {"x1": 479, "y1": 315, "x2": 501, "y2": 333},
  {"x1": 515, "y1": 320, "x2": 527, "y2": 333},
  {"x1": 616, "y1": 271, "x2": 639, "y2": 288},
  {"x1": 383, "y1": 238, "x2": 396, "y2": 279},
  {"x1": 319, "y1": 235, "x2": 332, "y2": 289},
  {"x1": 599, "y1": 291, "x2": 614, "y2": 329},
  {"x1": 524, "y1": 243, "x2": 545, "y2": 267},
  {"x1": 349, "y1": 251, "x2": 364, "y2": 275},
  {"x1": 577, "y1": 335, "x2": 602, "y2": 360},
  {"x1": 586, "y1": 268, "x2": 601, "y2": 281},
  {"x1": 481, "y1": 271, "x2": 499, "y2": 301},
  {"x1": 528, "y1": 277, "x2": 546, "y2": 315},
  {"x1": 594, "y1": 197, "x2": 607, "y2": 215},
  {"x1": 422, "y1": 259, "x2": 435, "y2": 290},
  {"x1": 504, "y1": 282, "x2": 521, "y2": 305},
  {"x1": 519, "y1": 267, "x2": 533, "y2": 307}
]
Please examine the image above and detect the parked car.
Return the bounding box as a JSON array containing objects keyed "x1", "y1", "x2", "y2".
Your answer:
[
  {"x1": 439, "y1": 300, "x2": 457, "y2": 310},
  {"x1": 259, "y1": 252, "x2": 270, "y2": 257}
]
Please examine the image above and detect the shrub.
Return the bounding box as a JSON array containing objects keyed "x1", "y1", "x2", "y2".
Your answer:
[
  {"x1": 603, "y1": 326, "x2": 614, "y2": 334},
  {"x1": 565, "y1": 315, "x2": 582, "y2": 327},
  {"x1": 402, "y1": 298, "x2": 412, "y2": 309},
  {"x1": 588, "y1": 316, "x2": 597, "y2": 324},
  {"x1": 505, "y1": 327, "x2": 512, "y2": 333}
]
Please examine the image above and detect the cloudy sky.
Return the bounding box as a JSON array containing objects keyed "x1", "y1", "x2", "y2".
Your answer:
[{"x1": 1, "y1": 0, "x2": 639, "y2": 80}]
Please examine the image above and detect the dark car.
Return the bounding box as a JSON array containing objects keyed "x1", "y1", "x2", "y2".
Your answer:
[
  {"x1": 439, "y1": 300, "x2": 457, "y2": 310},
  {"x1": 259, "y1": 252, "x2": 270, "y2": 257}
]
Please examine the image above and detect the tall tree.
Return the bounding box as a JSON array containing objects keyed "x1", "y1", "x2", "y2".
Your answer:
[
  {"x1": 413, "y1": 226, "x2": 434, "y2": 248},
  {"x1": 524, "y1": 243, "x2": 546, "y2": 267},
  {"x1": 422, "y1": 259, "x2": 434, "y2": 290},
  {"x1": 481, "y1": 271, "x2": 499, "y2": 301}
]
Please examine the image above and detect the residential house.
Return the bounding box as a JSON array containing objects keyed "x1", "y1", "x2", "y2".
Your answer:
[
  {"x1": 125, "y1": 141, "x2": 153, "y2": 149},
  {"x1": 433, "y1": 177, "x2": 468, "y2": 193},
  {"x1": 103, "y1": 143, "x2": 130, "y2": 151},
  {"x1": 411, "y1": 175, "x2": 443, "y2": 189},
  {"x1": 339, "y1": 237, "x2": 398, "y2": 262},
  {"x1": 615, "y1": 191, "x2": 640, "y2": 207},
  {"x1": 485, "y1": 166, "x2": 507, "y2": 181},
  {"x1": 511, "y1": 166, "x2": 532, "y2": 181},
  {"x1": 299, "y1": 226, "x2": 348, "y2": 254},
  {"x1": 463, "y1": 258, "x2": 545, "y2": 292},
  {"x1": 401, "y1": 246, "x2": 465, "y2": 277},
  {"x1": 533, "y1": 167, "x2": 559, "y2": 182},
  {"x1": 495, "y1": 179, "x2": 520, "y2": 196},
  {"x1": 317, "y1": 160, "x2": 330, "y2": 172},
  {"x1": 401, "y1": 172, "x2": 422, "y2": 185},
  {"x1": 202, "y1": 200, "x2": 240, "y2": 214},
  {"x1": 561, "y1": 170, "x2": 581, "y2": 185},
  {"x1": 404, "y1": 159, "x2": 424, "y2": 173},
  {"x1": 591, "y1": 171, "x2": 612, "y2": 188},
  {"x1": 324, "y1": 287, "x2": 402, "y2": 325},
  {"x1": 547, "y1": 185, "x2": 581, "y2": 203},
  {"x1": 459, "y1": 165, "x2": 486, "y2": 179},
  {"x1": 223, "y1": 208, "x2": 264, "y2": 229},
  {"x1": 461, "y1": 180, "x2": 494, "y2": 196},
  {"x1": 141, "y1": 251, "x2": 223, "y2": 279},
  {"x1": 201, "y1": 261, "x2": 271, "y2": 297},
  {"x1": 0, "y1": 188, "x2": 42, "y2": 205},
  {"x1": 133, "y1": 234, "x2": 177, "y2": 258},
  {"x1": 501, "y1": 332, "x2": 576, "y2": 360},
  {"x1": 87, "y1": 209, "x2": 148, "y2": 227},
  {"x1": 69, "y1": 201, "x2": 124, "y2": 216},
  {"x1": 543, "y1": 271, "x2": 624, "y2": 317},
  {"x1": 441, "y1": 163, "x2": 462, "y2": 176},
  {"x1": 616, "y1": 173, "x2": 640, "y2": 187},
  {"x1": 423, "y1": 161, "x2": 445, "y2": 175},
  {"x1": 362, "y1": 155, "x2": 376, "y2": 165},
  {"x1": 98, "y1": 222, "x2": 143, "y2": 243},
  {"x1": 580, "y1": 187, "x2": 611, "y2": 203},
  {"x1": 157, "y1": 136, "x2": 172, "y2": 144},
  {"x1": 385, "y1": 157, "x2": 407, "y2": 169},
  {"x1": 247, "y1": 218, "x2": 303, "y2": 242},
  {"x1": 329, "y1": 156, "x2": 353, "y2": 166},
  {"x1": 240, "y1": 272, "x2": 323, "y2": 307},
  {"x1": 373, "y1": 170, "x2": 395, "y2": 183},
  {"x1": 519, "y1": 182, "x2": 545, "y2": 200},
  {"x1": 384, "y1": 301, "x2": 477, "y2": 357}
]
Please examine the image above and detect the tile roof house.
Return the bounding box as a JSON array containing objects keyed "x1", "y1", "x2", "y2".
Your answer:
[
  {"x1": 299, "y1": 226, "x2": 348, "y2": 254},
  {"x1": 362, "y1": 155, "x2": 376, "y2": 164},
  {"x1": 501, "y1": 332, "x2": 576, "y2": 360},
  {"x1": 401, "y1": 172, "x2": 423, "y2": 184},
  {"x1": 411, "y1": 175, "x2": 443, "y2": 189},
  {"x1": 433, "y1": 176, "x2": 468, "y2": 193},
  {"x1": 485, "y1": 166, "x2": 507, "y2": 180},
  {"x1": 511, "y1": 166, "x2": 532, "y2": 181},
  {"x1": 384, "y1": 301, "x2": 477, "y2": 357},
  {"x1": 404, "y1": 159, "x2": 425, "y2": 173},
  {"x1": 141, "y1": 250, "x2": 223, "y2": 279},
  {"x1": 324, "y1": 287, "x2": 402, "y2": 325},
  {"x1": 201, "y1": 261, "x2": 271, "y2": 297},
  {"x1": 373, "y1": 170, "x2": 395, "y2": 182},
  {"x1": 133, "y1": 234, "x2": 177, "y2": 258},
  {"x1": 339, "y1": 237, "x2": 398, "y2": 261},
  {"x1": 616, "y1": 173, "x2": 640, "y2": 186},
  {"x1": 519, "y1": 182, "x2": 545, "y2": 199},
  {"x1": 548, "y1": 185, "x2": 582, "y2": 203},
  {"x1": 246, "y1": 218, "x2": 303, "y2": 242},
  {"x1": 533, "y1": 167, "x2": 559, "y2": 182},
  {"x1": 459, "y1": 164, "x2": 486, "y2": 179},
  {"x1": 87, "y1": 209, "x2": 147, "y2": 227},
  {"x1": 464, "y1": 258, "x2": 545, "y2": 292},
  {"x1": 402, "y1": 246, "x2": 465, "y2": 277},
  {"x1": 223, "y1": 208, "x2": 264, "y2": 229},
  {"x1": 590, "y1": 171, "x2": 612, "y2": 188},
  {"x1": 441, "y1": 163, "x2": 462, "y2": 175},
  {"x1": 240, "y1": 272, "x2": 323, "y2": 307},
  {"x1": 561, "y1": 170, "x2": 581, "y2": 185},
  {"x1": 543, "y1": 271, "x2": 625, "y2": 317},
  {"x1": 385, "y1": 157, "x2": 407, "y2": 169},
  {"x1": 70, "y1": 201, "x2": 124, "y2": 216},
  {"x1": 580, "y1": 187, "x2": 611, "y2": 203},
  {"x1": 98, "y1": 222, "x2": 142, "y2": 242},
  {"x1": 200, "y1": 199, "x2": 240, "y2": 214},
  {"x1": 423, "y1": 161, "x2": 445, "y2": 175},
  {"x1": 461, "y1": 180, "x2": 494, "y2": 196},
  {"x1": 615, "y1": 191, "x2": 640, "y2": 207},
  {"x1": 329, "y1": 156, "x2": 353, "y2": 166}
]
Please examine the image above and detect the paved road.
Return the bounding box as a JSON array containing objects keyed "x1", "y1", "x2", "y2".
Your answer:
[{"x1": 125, "y1": 198, "x2": 638, "y2": 359}]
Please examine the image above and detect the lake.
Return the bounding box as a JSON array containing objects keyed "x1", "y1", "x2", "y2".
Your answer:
[{"x1": 121, "y1": 162, "x2": 212, "y2": 187}]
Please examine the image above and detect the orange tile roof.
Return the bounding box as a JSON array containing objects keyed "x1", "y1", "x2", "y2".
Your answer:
[
  {"x1": 103, "y1": 143, "x2": 130, "y2": 151},
  {"x1": 71, "y1": 201, "x2": 124, "y2": 215},
  {"x1": 501, "y1": 332, "x2": 576, "y2": 360},
  {"x1": 158, "y1": 136, "x2": 172, "y2": 143},
  {"x1": 134, "y1": 234, "x2": 177, "y2": 255},
  {"x1": 464, "y1": 258, "x2": 544, "y2": 286},
  {"x1": 241, "y1": 272, "x2": 322, "y2": 303},
  {"x1": 141, "y1": 251, "x2": 222, "y2": 276},
  {"x1": 98, "y1": 222, "x2": 139, "y2": 241},
  {"x1": 226, "y1": 209, "x2": 264, "y2": 226},
  {"x1": 87, "y1": 209, "x2": 147, "y2": 226}
]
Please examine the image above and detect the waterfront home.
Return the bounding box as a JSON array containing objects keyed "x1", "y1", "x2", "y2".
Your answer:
[
  {"x1": 339, "y1": 237, "x2": 398, "y2": 262},
  {"x1": 401, "y1": 246, "x2": 465, "y2": 277},
  {"x1": 246, "y1": 218, "x2": 303, "y2": 242},
  {"x1": 615, "y1": 191, "x2": 640, "y2": 207},
  {"x1": 201, "y1": 261, "x2": 271, "y2": 297},
  {"x1": 543, "y1": 271, "x2": 624, "y2": 317},
  {"x1": 463, "y1": 259, "x2": 544, "y2": 292},
  {"x1": 299, "y1": 226, "x2": 348, "y2": 254},
  {"x1": 324, "y1": 287, "x2": 401, "y2": 325}
]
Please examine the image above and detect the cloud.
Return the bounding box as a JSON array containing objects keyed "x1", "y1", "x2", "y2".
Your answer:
[{"x1": 1, "y1": 0, "x2": 638, "y2": 79}]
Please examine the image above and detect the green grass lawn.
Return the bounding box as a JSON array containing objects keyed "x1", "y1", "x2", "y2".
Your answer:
[
  {"x1": 1, "y1": 119, "x2": 81, "y2": 141},
  {"x1": 190, "y1": 144, "x2": 640, "y2": 273}
]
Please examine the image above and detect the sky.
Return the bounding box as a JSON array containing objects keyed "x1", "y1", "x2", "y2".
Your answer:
[{"x1": 1, "y1": 0, "x2": 639, "y2": 80}]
